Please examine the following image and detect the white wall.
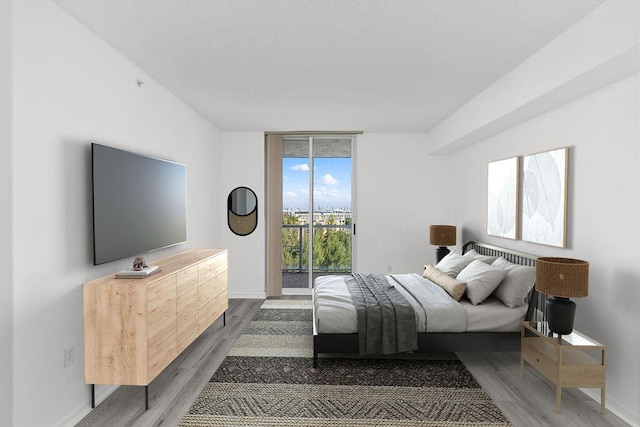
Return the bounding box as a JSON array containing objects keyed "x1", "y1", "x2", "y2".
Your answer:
[
  {"x1": 11, "y1": 1, "x2": 221, "y2": 425},
  {"x1": 449, "y1": 74, "x2": 640, "y2": 425},
  {"x1": 355, "y1": 133, "x2": 451, "y2": 273},
  {"x1": 1, "y1": 1, "x2": 13, "y2": 425},
  {"x1": 218, "y1": 132, "x2": 266, "y2": 298}
]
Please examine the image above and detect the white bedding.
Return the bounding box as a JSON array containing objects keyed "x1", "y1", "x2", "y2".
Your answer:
[
  {"x1": 313, "y1": 273, "x2": 526, "y2": 334},
  {"x1": 460, "y1": 296, "x2": 527, "y2": 332}
]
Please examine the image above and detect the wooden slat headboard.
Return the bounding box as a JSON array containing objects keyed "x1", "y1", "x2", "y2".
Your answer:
[{"x1": 462, "y1": 241, "x2": 537, "y2": 267}]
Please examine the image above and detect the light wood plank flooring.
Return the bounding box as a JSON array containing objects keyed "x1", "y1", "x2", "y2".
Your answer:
[
  {"x1": 76, "y1": 298, "x2": 629, "y2": 427},
  {"x1": 458, "y1": 352, "x2": 629, "y2": 427}
]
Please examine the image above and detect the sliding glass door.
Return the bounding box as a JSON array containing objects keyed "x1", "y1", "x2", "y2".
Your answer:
[{"x1": 282, "y1": 136, "x2": 354, "y2": 290}]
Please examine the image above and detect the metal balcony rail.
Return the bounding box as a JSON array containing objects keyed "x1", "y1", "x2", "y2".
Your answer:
[{"x1": 282, "y1": 223, "x2": 352, "y2": 273}]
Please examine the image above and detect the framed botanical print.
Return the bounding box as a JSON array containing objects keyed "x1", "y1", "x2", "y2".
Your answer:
[
  {"x1": 487, "y1": 156, "x2": 519, "y2": 240},
  {"x1": 522, "y1": 147, "x2": 568, "y2": 248}
]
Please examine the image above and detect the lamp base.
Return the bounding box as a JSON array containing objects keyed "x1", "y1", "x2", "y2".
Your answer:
[
  {"x1": 546, "y1": 296, "x2": 576, "y2": 335},
  {"x1": 435, "y1": 246, "x2": 450, "y2": 264}
]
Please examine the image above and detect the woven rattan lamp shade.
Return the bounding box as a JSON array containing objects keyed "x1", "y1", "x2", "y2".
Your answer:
[
  {"x1": 535, "y1": 257, "x2": 589, "y2": 298},
  {"x1": 429, "y1": 225, "x2": 456, "y2": 246}
]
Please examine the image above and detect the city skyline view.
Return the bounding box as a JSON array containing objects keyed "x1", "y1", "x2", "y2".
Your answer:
[{"x1": 282, "y1": 157, "x2": 352, "y2": 211}]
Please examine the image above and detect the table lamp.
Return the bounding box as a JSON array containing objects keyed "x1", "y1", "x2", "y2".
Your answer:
[
  {"x1": 535, "y1": 257, "x2": 589, "y2": 335},
  {"x1": 429, "y1": 225, "x2": 456, "y2": 263}
]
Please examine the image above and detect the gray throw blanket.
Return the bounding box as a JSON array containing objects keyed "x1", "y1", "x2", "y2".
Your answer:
[{"x1": 345, "y1": 273, "x2": 418, "y2": 355}]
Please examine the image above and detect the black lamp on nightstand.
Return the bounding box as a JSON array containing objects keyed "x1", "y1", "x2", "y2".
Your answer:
[
  {"x1": 429, "y1": 225, "x2": 456, "y2": 263},
  {"x1": 535, "y1": 257, "x2": 589, "y2": 336}
]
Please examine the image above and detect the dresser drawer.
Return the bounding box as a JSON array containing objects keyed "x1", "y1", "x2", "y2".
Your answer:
[
  {"x1": 522, "y1": 338, "x2": 558, "y2": 383},
  {"x1": 199, "y1": 289, "x2": 228, "y2": 333},
  {"x1": 199, "y1": 270, "x2": 227, "y2": 309},
  {"x1": 198, "y1": 252, "x2": 228, "y2": 283}
]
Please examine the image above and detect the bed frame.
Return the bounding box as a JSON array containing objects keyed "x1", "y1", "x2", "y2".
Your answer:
[{"x1": 312, "y1": 241, "x2": 541, "y2": 368}]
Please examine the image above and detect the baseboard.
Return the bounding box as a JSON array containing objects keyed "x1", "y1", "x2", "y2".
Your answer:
[
  {"x1": 282, "y1": 288, "x2": 312, "y2": 296},
  {"x1": 581, "y1": 388, "x2": 639, "y2": 427},
  {"x1": 228, "y1": 292, "x2": 266, "y2": 299},
  {"x1": 55, "y1": 384, "x2": 119, "y2": 427}
]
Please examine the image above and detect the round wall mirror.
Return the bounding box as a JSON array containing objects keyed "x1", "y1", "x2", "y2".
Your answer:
[{"x1": 227, "y1": 186, "x2": 258, "y2": 236}]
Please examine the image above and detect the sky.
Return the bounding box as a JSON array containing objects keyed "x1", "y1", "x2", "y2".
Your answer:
[{"x1": 282, "y1": 157, "x2": 352, "y2": 211}]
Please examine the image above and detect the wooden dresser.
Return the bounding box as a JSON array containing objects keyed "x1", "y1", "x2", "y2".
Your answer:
[{"x1": 83, "y1": 248, "x2": 228, "y2": 407}]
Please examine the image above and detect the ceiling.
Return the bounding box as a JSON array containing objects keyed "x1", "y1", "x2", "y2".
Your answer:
[{"x1": 52, "y1": 0, "x2": 605, "y2": 132}]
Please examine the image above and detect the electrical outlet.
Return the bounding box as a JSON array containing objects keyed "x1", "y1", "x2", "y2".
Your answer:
[
  {"x1": 387, "y1": 264, "x2": 392, "y2": 272},
  {"x1": 64, "y1": 346, "x2": 74, "y2": 368}
]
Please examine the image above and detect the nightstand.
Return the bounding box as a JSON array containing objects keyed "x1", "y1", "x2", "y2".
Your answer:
[{"x1": 520, "y1": 321, "x2": 606, "y2": 414}]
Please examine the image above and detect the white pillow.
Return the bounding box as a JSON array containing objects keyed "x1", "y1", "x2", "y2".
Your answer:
[
  {"x1": 458, "y1": 260, "x2": 507, "y2": 305},
  {"x1": 463, "y1": 249, "x2": 498, "y2": 264},
  {"x1": 435, "y1": 252, "x2": 475, "y2": 278},
  {"x1": 491, "y1": 256, "x2": 517, "y2": 269},
  {"x1": 491, "y1": 257, "x2": 536, "y2": 308}
]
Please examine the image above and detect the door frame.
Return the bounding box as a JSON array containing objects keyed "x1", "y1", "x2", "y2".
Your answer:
[{"x1": 280, "y1": 134, "x2": 357, "y2": 294}]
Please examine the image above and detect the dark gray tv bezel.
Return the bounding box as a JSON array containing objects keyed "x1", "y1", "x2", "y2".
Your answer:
[{"x1": 91, "y1": 143, "x2": 187, "y2": 265}]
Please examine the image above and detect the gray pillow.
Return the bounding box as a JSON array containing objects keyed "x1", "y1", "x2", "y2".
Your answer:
[
  {"x1": 435, "y1": 252, "x2": 475, "y2": 278},
  {"x1": 463, "y1": 249, "x2": 498, "y2": 264},
  {"x1": 458, "y1": 260, "x2": 507, "y2": 305},
  {"x1": 491, "y1": 257, "x2": 536, "y2": 308}
]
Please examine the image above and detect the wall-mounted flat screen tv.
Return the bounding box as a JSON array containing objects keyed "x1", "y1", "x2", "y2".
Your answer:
[{"x1": 91, "y1": 143, "x2": 187, "y2": 265}]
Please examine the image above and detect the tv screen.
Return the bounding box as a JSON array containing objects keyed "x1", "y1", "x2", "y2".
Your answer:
[{"x1": 91, "y1": 143, "x2": 187, "y2": 265}]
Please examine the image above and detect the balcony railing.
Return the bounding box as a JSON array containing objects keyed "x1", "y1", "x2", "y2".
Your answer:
[{"x1": 282, "y1": 224, "x2": 352, "y2": 273}]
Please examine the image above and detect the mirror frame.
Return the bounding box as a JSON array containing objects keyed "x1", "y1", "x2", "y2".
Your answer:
[{"x1": 227, "y1": 186, "x2": 258, "y2": 236}]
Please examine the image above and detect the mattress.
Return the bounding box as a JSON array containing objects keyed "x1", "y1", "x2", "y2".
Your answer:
[{"x1": 313, "y1": 273, "x2": 527, "y2": 334}]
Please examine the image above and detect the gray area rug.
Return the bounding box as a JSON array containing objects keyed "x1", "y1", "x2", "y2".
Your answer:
[{"x1": 180, "y1": 300, "x2": 511, "y2": 426}]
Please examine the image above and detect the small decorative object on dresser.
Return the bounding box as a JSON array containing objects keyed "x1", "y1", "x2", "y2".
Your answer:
[
  {"x1": 535, "y1": 257, "x2": 588, "y2": 335},
  {"x1": 521, "y1": 321, "x2": 606, "y2": 414},
  {"x1": 132, "y1": 256, "x2": 147, "y2": 270},
  {"x1": 114, "y1": 256, "x2": 160, "y2": 279},
  {"x1": 429, "y1": 225, "x2": 456, "y2": 263}
]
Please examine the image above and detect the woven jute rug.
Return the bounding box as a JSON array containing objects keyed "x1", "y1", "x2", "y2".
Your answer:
[{"x1": 180, "y1": 299, "x2": 511, "y2": 426}]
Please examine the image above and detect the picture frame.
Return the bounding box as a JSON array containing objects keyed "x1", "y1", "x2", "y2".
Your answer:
[
  {"x1": 487, "y1": 156, "x2": 519, "y2": 240},
  {"x1": 522, "y1": 147, "x2": 568, "y2": 248}
]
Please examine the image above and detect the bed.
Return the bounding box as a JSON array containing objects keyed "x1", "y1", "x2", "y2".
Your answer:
[{"x1": 312, "y1": 241, "x2": 541, "y2": 368}]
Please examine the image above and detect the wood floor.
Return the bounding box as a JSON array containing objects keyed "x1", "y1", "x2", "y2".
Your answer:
[{"x1": 75, "y1": 298, "x2": 629, "y2": 427}]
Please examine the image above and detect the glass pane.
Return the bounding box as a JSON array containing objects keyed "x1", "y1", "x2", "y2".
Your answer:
[{"x1": 312, "y1": 138, "x2": 352, "y2": 282}]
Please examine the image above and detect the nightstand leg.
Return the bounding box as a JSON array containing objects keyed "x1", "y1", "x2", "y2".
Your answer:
[
  {"x1": 601, "y1": 387, "x2": 606, "y2": 414},
  {"x1": 556, "y1": 347, "x2": 563, "y2": 413},
  {"x1": 520, "y1": 324, "x2": 525, "y2": 378}
]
